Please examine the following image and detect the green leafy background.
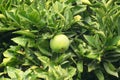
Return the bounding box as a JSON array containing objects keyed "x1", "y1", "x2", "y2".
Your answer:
[{"x1": 0, "y1": 0, "x2": 120, "y2": 80}]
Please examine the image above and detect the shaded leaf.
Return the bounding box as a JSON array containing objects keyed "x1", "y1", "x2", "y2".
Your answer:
[
  {"x1": 84, "y1": 35, "x2": 96, "y2": 47},
  {"x1": 88, "y1": 61, "x2": 99, "y2": 72},
  {"x1": 72, "y1": 5, "x2": 87, "y2": 15},
  {"x1": 94, "y1": 70, "x2": 104, "y2": 80}
]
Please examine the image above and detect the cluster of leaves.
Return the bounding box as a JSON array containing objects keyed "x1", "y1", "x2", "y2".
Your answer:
[{"x1": 0, "y1": 0, "x2": 120, "y2": 80}]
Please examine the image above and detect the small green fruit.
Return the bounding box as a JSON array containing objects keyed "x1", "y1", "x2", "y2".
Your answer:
[{"x1": 50, "y1": 34, "x2": 70, "y2": 53}]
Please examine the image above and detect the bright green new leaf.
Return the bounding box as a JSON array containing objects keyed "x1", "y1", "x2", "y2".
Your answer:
[{"x1": 7, "y1": 66, "x2": 23, "y2": 79}]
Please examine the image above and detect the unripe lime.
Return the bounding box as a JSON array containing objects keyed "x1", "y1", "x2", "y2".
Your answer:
[{"x1": 50, "y1": 34, "x2": 70, "y2": 53}]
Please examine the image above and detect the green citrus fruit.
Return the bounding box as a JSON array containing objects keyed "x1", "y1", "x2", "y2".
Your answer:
[{"x1": 50, "y1": 34, "x2": 70, "y2": 53}]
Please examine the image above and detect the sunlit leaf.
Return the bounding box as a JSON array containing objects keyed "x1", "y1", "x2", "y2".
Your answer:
[
  {"x1": 11, "y1": 36, "x2": 35, "y2": 47},
  {"x1": 13, "y1": 30, "x2": 35, "y2": 38},
  {"x1": 103, "y1": 62, "x2": 119, "y2": 77},
  {"x1": 0, "y1": 28, "x2": 17, "y2": 33},
  {"x1": 77, "y1": 61, "x2": 83, "y2": 72},
  {"x1": 7, "y1": 66, "x2": 23, "y2": 79}
]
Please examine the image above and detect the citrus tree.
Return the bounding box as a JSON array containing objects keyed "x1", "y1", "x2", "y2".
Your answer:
[{"x1": 0, "y1": 0, "x2": 120, "y2": 80}]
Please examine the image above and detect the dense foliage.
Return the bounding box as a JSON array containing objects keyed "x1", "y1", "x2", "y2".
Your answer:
[{"x1": 0, "y1": 0, "x2": 120, "y2": 80}]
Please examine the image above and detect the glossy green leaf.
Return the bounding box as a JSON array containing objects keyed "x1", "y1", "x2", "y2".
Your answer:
[
  {"x1": 94, "y1": 70, "x2": 104, "y2": 80},
  {"x1": 7, "y1": 66, "x2": 23, "y2": 79},
  {"x1": 28, "y1": 9, "x2": 40, "y2": 24},
  {"x1": 6, "y1": 12, "x2": 20, "y2": 25},
  {"x1": 0, "y1": 28, "x2": 17, "y2": 33},
  {"x1": 36, "y1": 54, "x2": 50, "y2": 68},
  {"x1": 0, "y1": 0, "x2": 120, "y2": 80},
  {"x1": 55, "y1": 52, "x2": 72, "y2": 64},
  {"x1": 77, "y1": 61, "x2": 83, "y2": 72},
  {"x1": 13, "y1": 30, "x2": 35, "y2": 38},
  {"x1": 103, "y1": 62, "x2": 119, "y2": 77},
  {"x1": 86, "y1": 52, "x2": 99, "y2": 60},
  {"x1": 88, "y1": 61, "x2": 98, "y2": 72},
  {"x1": 2, "y1": 58, "x2": 12, "y2": 65},
  {"x1": 84, "y1": 35, "x2": 96, "y2": 47},
  {"x1": 11, "y1": 37, "x2": 35, "y2": 47},
  {"x1": 47, "y1": 65, "x2": 76, "y2": 80},
  {"x1": 65, "y1": 67, "x2": 76, "y2": 80},
  {"x1": 38, "y1": 46, "x2": 52, "y2": 56},
  {"x1": 64, "y1": 7, "x2": 73, "y2": 29},
  {"x1": 72, "y1": 5, "x2": 87, "y2": 15},
  {"x1": 105, "y1": 36, "x2": 120, "y2": 46}
]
